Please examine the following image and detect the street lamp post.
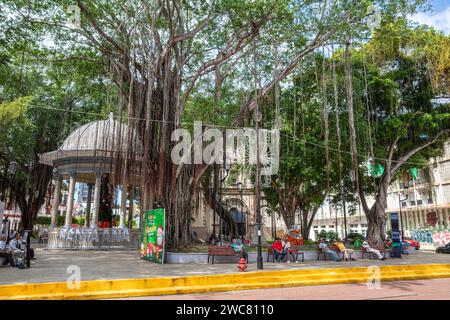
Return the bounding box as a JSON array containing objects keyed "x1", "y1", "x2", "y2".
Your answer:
[
  {"x1": 254, "y1": 112, "x2": 263, "y2": 270},
  {"x1": 236, "y1": 181, "x2": 243, "y2": 237},
  {"x1": 271, "y1": 210, "x2": 275, "y2": 240}
]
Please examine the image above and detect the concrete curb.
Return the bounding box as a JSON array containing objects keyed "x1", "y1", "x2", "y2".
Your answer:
[{"x1": 1, "y1": 263, "x2": 450, "y2": 300}]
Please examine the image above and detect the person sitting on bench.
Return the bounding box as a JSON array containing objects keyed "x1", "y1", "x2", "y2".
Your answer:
[
  {"x1": 0, "y1": 232, "x2": 8, "y2": 266},
  {"x1": 0, "y1": 232, "x2": 7, "y2": 251},
  {"x1": 282, "y1": 236, "x2": 295, "y2": 263},
  {"x1": 362, "y1": 239, "x2": 386, "y2": 260},
  {"x1": 272, "y1": 237, "x2": 287, "y2": 262},
  {"x1": 9, "y1": 232, "x2": 25, "y2": 266},
  {"x1": 319, "y1": 239, "x2": 342, "y2": 262},
  {"x1": 335, "y1": 240, "x2": 356, "y2": 261}
]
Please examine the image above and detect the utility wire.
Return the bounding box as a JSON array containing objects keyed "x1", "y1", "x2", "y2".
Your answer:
[{"x1": 28, "y1": 103, "x2": 433, "y2": 166}]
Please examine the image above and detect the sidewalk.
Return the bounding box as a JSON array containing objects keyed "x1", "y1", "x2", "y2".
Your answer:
[{"x1": 0, "y1": 249, "x2": 448, "y2": 285}]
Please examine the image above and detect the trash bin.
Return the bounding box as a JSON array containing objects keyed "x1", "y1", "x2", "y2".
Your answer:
[{"x1": 392, "y1": 242, "x2": 402, "y2": 258}]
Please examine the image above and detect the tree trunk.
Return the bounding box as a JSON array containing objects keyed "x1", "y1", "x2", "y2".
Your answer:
[
  {"x1": 364, "y1": 175, "x2": 390, "y2": 245},
  {"x1": 366, "y1": 202, "x2": 386, "y2": 245},
  {"x1": 280, "y1": 209, "x2": 295, "y2": 230},
  {"x1": 17, "y1": 163, "x2": 53, "y2": 233},
  {"x1": 300, "y1": 207, "x2": 319, "y2": 240}
]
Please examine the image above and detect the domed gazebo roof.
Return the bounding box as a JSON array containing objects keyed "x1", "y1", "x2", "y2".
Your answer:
[
  {"x1": 61, "y1": 119, "x2": 123, "y2": 152},
  {"x1": 39, "y1": 114, "x2": 143, "y2": 182}
]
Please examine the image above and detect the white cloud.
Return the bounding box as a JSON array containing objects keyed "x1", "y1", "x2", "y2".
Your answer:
[{"x1": 410, "y1": 6, "x2": 450, "y2": 35}]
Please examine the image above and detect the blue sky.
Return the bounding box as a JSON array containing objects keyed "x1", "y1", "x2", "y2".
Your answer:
[{"x1": 410, "y1": 0, "x2": 450, "y2": 34}]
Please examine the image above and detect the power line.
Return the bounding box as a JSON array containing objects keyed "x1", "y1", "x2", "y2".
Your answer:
[
  {"x1": 28, "y1": 103, "x2": 433, "y2": 167},
  {"x1": 279, "y1": 132, "x2": 428, "y2": 167}
]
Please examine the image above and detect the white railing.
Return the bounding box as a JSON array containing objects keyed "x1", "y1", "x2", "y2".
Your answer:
[{"x1": 47, "y1": 227, "x2": 140, "y2": 250}]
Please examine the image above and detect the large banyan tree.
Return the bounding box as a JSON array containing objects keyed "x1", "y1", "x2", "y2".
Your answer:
[
  {"x1": 70, "y1": 0, "x2": 378, "y2": 247},
  {"x1": 3, "y1": 0, "x2": 425, "y2": 247}
]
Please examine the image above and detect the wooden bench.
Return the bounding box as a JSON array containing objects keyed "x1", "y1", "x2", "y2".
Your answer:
[
  {"x1": 317, "y1": 245, "x2": 346, "y2": 261},
  {"x1": 0, "y1": 249, "x2": 12, "y2": 266},
  {"x1": 361, "y1": 244, "x2": 391, "y2": 259},
  {"x1": 207, "y1": 246, "x2": 245, "y2": 264},
  {"x1": 267, "y1": 246, "x2": 304, "y2": 263}
]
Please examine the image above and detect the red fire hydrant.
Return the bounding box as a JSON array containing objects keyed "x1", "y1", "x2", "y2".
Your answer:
[{"x1": 237, "y1": 257, "x2": 247, "y2": 272}]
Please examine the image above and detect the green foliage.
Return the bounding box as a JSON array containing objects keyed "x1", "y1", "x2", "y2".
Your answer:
[
  {"x1": 386, "y1": 230, "x2": 392, "y2": 239},
  {"x1": 0, "y1": 97, "x2": 31, "y2": 121},
  {"x1": 317, "y1": 230, "x2": 338, "y2": 242},
  {"x1": 347, "y1": 232, "x2": 364, "y2": 240},
  {"x1": 35, "y1": 215, "x2": 82, "y2": 226}
]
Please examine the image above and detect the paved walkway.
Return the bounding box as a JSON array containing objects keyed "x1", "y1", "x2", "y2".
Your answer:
[
  {"x1": 0, "y1": 249, "x2": 449, "y2": 285},
  {"x1": 136, "y1": 278, "x2": 450, "y2": 300}
]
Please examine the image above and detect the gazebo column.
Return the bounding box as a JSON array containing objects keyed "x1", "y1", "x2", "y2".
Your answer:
[
  {"x1": 90, "y1": 171, "x2": 102, "y2": 228},
  {"x1": 64, "y1": 171, "x2": 76, "y2": 229},
  {"x1": 119, "y1": 185, "x2": 127, "y2": 228},
  {"x1": 50, "y1": 174, "x2": 62, "y2": 228},
  {"x1": 84, "y1": 183, "x2": 93, "y2": 227}
]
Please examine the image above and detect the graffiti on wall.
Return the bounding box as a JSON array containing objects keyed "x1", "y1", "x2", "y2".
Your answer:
[{"x1": 411, "y1": 229, "x2": 450, "y2": 247}]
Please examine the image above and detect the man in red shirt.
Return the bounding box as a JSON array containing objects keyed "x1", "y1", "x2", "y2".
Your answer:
[{"x1": 272, "y1": 237, "x2": 287, "y2": 262}]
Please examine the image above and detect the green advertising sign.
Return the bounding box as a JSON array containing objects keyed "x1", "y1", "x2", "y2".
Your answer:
[{"x1": 140, "y1": 208, "x2": 165, "y2": 264}]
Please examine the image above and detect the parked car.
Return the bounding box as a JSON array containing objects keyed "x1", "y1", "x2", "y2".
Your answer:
[
  {"x1": 403, "y1": 237, "x2": 420, "y2": 250},
  {"x1": 436, "y1": 243, "x2": 450, "y2": 254}
]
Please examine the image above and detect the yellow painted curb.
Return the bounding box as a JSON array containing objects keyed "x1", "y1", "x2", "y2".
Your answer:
[{"x1": 1, "y1": 263, "x2": 450, "y2": 300}]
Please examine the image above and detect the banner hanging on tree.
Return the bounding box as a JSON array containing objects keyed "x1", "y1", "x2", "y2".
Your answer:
[{"x1": 140, "y1": 208, "x2": 165, "y2": 264}]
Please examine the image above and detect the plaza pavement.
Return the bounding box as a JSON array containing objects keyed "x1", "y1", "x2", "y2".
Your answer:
[
  {"x1": 0, "y1": 248, "x2": 449, "y2": 285},
  {"x1": 135, "y1": 278, "x2": 450, "y2": 300}
]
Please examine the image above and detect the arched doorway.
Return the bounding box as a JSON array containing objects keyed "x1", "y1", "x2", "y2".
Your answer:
[{"x1": 221, "y1": 197, "x2": 250, "y2": 239}]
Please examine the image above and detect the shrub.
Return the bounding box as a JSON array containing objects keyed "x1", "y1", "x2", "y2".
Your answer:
[
  {"x1": 347, "y1": 232, "x2": 364, "y2": 242},
  {"x1": 317, "y1": 230, "x2": 338, "y2": 242},
  {"x1": 35, "y1": 216, "x2": 51, "y2": 226},
  {"x1": 34, "y1": 215, "x2": 83, "y2": 227}
]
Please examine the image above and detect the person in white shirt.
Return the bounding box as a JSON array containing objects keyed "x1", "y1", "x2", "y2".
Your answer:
[
  {"x1": 0, "y1": 232, "x2": 6, "y2": 250},
  {"x1": 0, "y1": 232, "x2": 7, "y2": 266},
  {"x1": 362, "y1": 239, "x2": 385, "y2": 260},
  {"x1": 282, "y1": 236, "x2": 294, "y2": 263},
  {"x1": 9, "y1": 232, "x2": 25, "y2": 265}
]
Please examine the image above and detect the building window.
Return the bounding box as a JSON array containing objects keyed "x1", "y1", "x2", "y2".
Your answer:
[
  {"x1": 320, "y1": 225, "x2": 326, "y2": 229},
  {"x1": 329, "y1": 225, "x2": 334, "y2": 229},
  {"x1": 417, "y1": 199, "x2": 423, "y2": 205},
  {"x1": 410, "y1": 200, "x2": 416, "y2": 206}
]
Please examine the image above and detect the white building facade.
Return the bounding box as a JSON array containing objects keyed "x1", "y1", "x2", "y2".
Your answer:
[{"x1": 309, "y1": 142, "x2": 450, "y2": 249}]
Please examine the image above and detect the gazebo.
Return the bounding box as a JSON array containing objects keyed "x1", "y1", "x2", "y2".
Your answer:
[{"x1": 39, "y1": 113, "x2": 143, "y2": 249}]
